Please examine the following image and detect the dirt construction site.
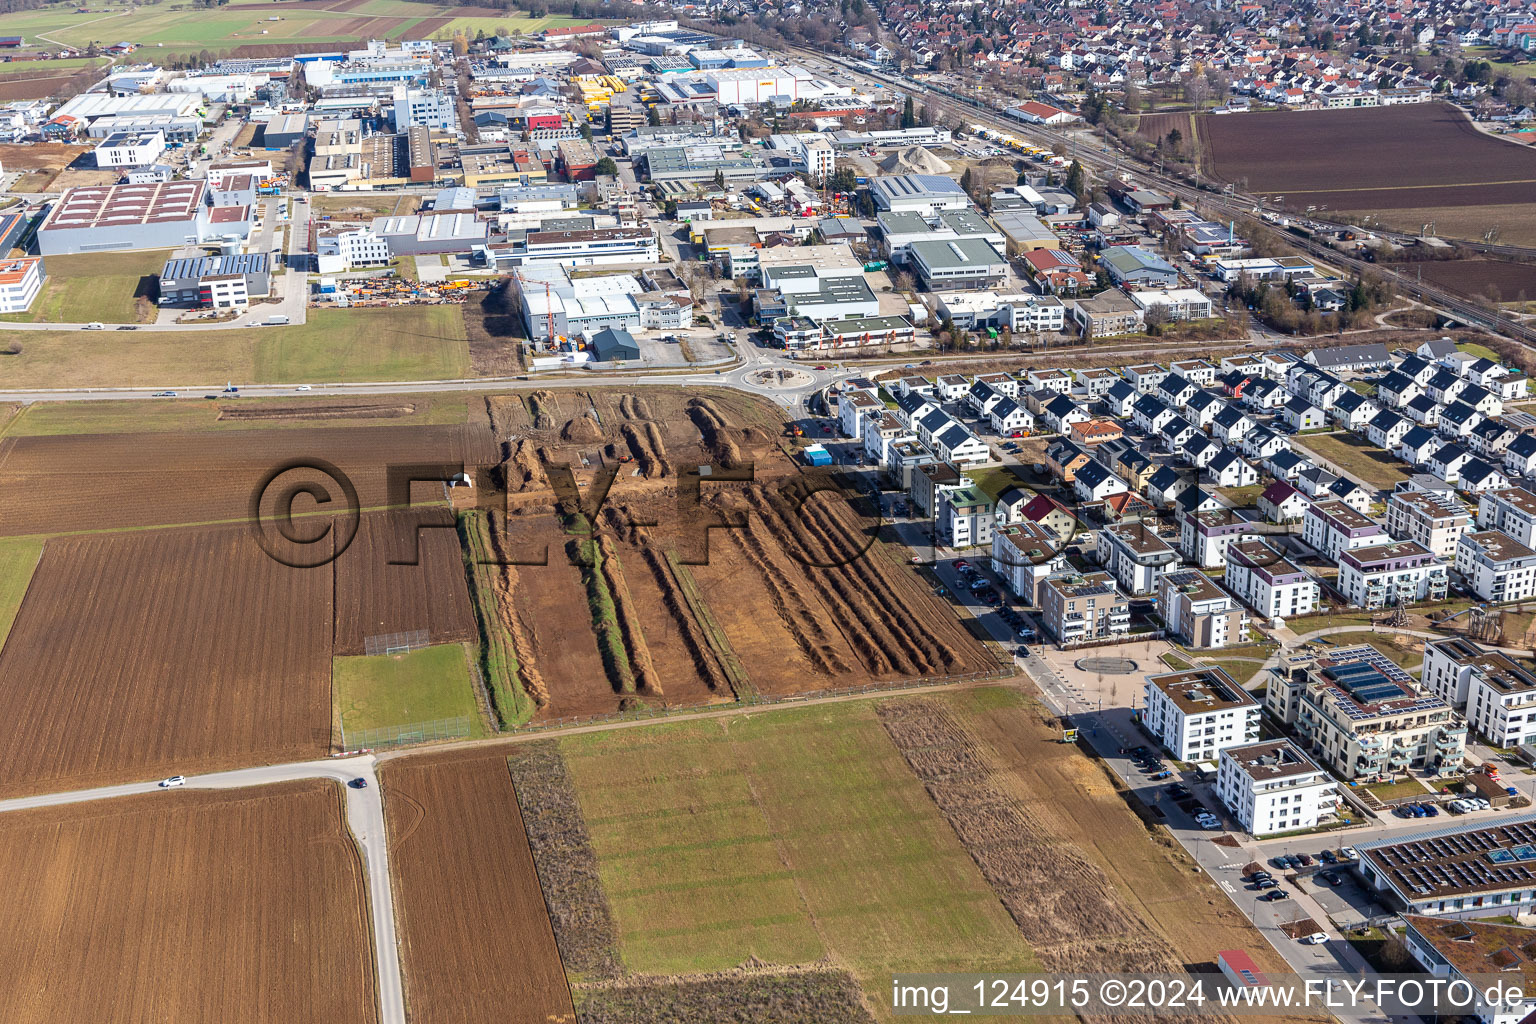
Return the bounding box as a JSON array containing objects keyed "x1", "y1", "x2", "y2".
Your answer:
[{"x1": 468, "y1": 386, "x2": 994, "y2": 721}]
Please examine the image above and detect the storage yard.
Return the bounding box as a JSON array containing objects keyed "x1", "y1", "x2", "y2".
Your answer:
[{"x1": 0, "y1": 780, "x2": 377, "y2": 1024}]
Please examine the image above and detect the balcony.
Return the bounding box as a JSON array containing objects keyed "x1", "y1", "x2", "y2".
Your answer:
[{"x1": 1359, "y1": 734, "x2": 1385, "y2": 750}]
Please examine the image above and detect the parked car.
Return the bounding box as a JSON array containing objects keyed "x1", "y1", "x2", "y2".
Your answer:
[
  {"x1": 1448, "y1": 799, "x2": 1470, "y2": 814},
  {"x1": 1339, "y1": 847, "x2": 1357, "y2": 861},
  {"x1": 1320, "y1": 849, "x2": 1337, "y2": 864},
  {"x1": 1196, "y1": 817, "x2": 1222, "y2": 831},
  {"x1": 1300, "y1": 933, "x2": 1328, "y2": 945},
  {"x1": 1260, "y1": 889, "x2": 1290, "y2": 902},
  {"x1": 1297, "y1": 853, "x2": 1314, "y2": 866},
  {"x1": 1166, "y1": 784, "x2": 1190, "y2": 798},
  {"x1": 1423, "y1": 804, "x2": 1439, "y2": 817},
  {"x1": 1320, "y1": 870, "x2": 1344, "y2": 887},
  {"x1": 1256, "y1": 878, "x2": 1279, "y2": 891}
]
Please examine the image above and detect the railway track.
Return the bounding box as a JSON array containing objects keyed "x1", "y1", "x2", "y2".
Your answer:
[{"x1": 789, "y1": 47, "x2": 1536, "y2": 347}]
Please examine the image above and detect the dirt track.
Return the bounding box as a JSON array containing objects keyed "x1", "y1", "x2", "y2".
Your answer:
[{"x1": 0, "y1": 780, "x2": 377, "y2": 1024}]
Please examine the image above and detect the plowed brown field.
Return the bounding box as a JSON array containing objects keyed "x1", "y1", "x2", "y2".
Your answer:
[
  {"x1": 0, "y1": 423, "x2": 496, "y2": 536},
  {"x1": 0, "y1": 524, "x2": 332, "y2": 797},
  {"x1": 383, "y1": 754, "x2": 575, "y2": 1024},
  {"x1": 1198, "y1": 104, "x2": 1536, "y2": 211},
  {"x1": 334, "y1": 509, "x2": 477, "y2": 655},
  {"x1": 0, "y1": 780, "x2": 377, "y2": 1024}
]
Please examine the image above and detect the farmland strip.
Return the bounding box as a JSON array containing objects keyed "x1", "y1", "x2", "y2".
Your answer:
[{"x1": 663, "y1": 551, "x2": 753, "y2": 699}]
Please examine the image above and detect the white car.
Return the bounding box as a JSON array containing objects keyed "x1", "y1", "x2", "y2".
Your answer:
[
  {"x1": 158, "y1": 775, "x2": 186, "y2": 788},
  {"x1": 1301, "y1": 933, "x2": 1328, "y2": 945},
  {"x1": 295, "y1": 385, "x2": 312, "y2": 391},
  {"x1": 82, "y1": 321, "x2": 105, "y2": 330}
]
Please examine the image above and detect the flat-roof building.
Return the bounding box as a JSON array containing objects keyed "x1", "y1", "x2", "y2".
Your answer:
[
  {"x1": 37, "y1": 181, "x2": 213, "y2": 255},
  {"x1": 1039, "y1": 571, "x2": 1131, "y2": 646},
  {"x1": 158, "y1": 252, "x2": 270, "y2": 307},
  {"x1": 1359, "y1": 817, "x2": 1536, "y2": 917},
  {"x1": 1216, "y1": 740, "x2": 1337, "y2": 836},
  {"x1": 870, "y1": 173, "x2": 971, "y2": 214},
  {"x1": 1143, "y1": 667, "x2": 1261, "y2": 762},
  {"x1": 1266, "y1": 644, "x2": 1466, "y2": 779},
  {"x1": 0, "y1": 256, "x2": 45, "y2": 314}
]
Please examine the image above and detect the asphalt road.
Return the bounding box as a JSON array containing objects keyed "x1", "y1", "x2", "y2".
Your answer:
[{"x1": 0, "y1": 756, "x2": 406, "y2": 1024}]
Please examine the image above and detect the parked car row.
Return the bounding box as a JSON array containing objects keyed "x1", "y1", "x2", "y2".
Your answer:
[
  {"x1": 1393, "y1": 802, "x2": 1441, "y2": 819},
  {"x1": 1449, "y1": 797, "x2": 1493, "y2": 813}
]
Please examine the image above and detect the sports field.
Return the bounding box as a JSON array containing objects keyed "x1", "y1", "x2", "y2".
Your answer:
[
  {"x1": 0, "y1": 306, "x2": 470, "y2": 387},
  {"x1": 560, "y1": 702, "x2": 1036, "y2": 1004},
  {"x1": 0, "y1": 250, "x2": 170, "y2": 325},
  {"x1": 334, "y1": 644, "x2": 483, "y2": 739}
]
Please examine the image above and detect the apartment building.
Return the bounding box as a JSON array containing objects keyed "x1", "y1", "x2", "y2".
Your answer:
[
  {"x1": 1179, "y1": 507, "x2": 1261, "y2": 569},
  {"x1": 1336, "y1": 541, "x2": 1449, "y2": 610},
  {"x1": 1039, "y1": 571, "x2": 1130, "y2": 646},
  {"x1": 1157, "y1": 571, "x2": 1249, "y2": 649},
  {"x1": 1477, "y1": 487, "x2": 1536, "y2": 548},
  {"x1": 1302, "y1": 499, "x2": 1387, "y2": 562},
  {"x1": 1266, "y1": 644, "x2": 1466, "y2": 779},
  {"x1": 991, "y1": 521, "x2": 1068, "y2": 606},
  {"x1": 1098, "y1": 521, "x2": 1179, "y2": 596},
  {"x1": 1216, "y1": 740, "x2": 1337, "y2": 837},
  {"x1": 939, "y1": 485, "x2": 994, "y2": 550},
  {"x1": 1423, "y1": 636, "x2": 1536, "y2": 746},
  {"x1": 1224, "y1": 540, "x2": 1321, "y2": 620},
  {"x1": 1456, "y1": 530, "x2": 1536, "y2": 604},
  {"x1": 0, "y1": 256, "x2": 45, "y2": 313},
  {"x1": 1143, "y1": 668, "x2": 1261, "y2": 762},
  {"x1": 1385, "y1": 489, "x2": 1471, "y2": 561},
  {"x1": 1402, "y1": 915, "x2": 1536, "y2": 1022}
]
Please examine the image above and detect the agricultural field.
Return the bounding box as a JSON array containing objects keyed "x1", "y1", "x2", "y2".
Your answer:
[
  {"x1": 0, "y1": 421, "x2": 494, "y2": 536},
  {"x1": 381, "y1": 754, "x2": 575, "y2": 1024},
  {"x1": 333, "y1": 510, "x2": 478, "y2": 656},
  {"x1": 0, "y1": 780, "x2": 377, "y2": 1024},
  {"x1": 0, "y1": 306, "x2": 470, "y2": 388},
  {"x1": 1196, "y1": 104, "x2": 1536, "y2": 243},
  {"x1": 0, "y1": 141, "x2": 91, "y2": 191},
  {"x1": 0, "y1": 525, "x2": 333, "y2": 797},
  {"x1": 3, "y1": 0, "x2": 612, "y2": 55},
  {"x1": 1292, "y1": 430, "x2": 1412, "y2": 490},
  {"x1": 0, "y1": 249, "x2": 170, "y2": 325},
  {"x1": 531, "y1": 689, "x2": 1310, "y2": 1023},
  {"x1": 469, "y1": 387, "x2": 991, "y2": 722},
  {"x1": 334, "y1": 644, "x2": 482, "y2": 739},
  {"x1": 0, "y1": 56, "x2": 112, "y2": 102},
  {"x1": 0, "y1": 392, "x2": 470, "y2": 437},
  {"x1": 1384, "y1": 258, "x2": 1536, "y2": 305},
  {"x1": 558, "y1": 702, "x2": 1034, "y2": 1017},
  {"x1": 0, "y1": 536, "x2": 42, "y2": 649}
]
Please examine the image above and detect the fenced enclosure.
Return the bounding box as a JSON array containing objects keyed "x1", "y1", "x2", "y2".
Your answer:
[
  {"x1": 363, "y1": 629, "x2": 431, "y2": 657},
  {"x1": 342, "y1": 716, "x2": 474, "y2": 751}
]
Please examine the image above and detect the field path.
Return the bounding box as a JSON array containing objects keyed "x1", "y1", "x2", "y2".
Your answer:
[{"x1": 0, "y1": 755, "x2": 407, "y2": 1024}]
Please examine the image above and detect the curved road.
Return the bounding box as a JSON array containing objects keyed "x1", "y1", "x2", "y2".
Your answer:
[{"x1": 0, "y1": 755, "x2": 404, "y2": 1024}]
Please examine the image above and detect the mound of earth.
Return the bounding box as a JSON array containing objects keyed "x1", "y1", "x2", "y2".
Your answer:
[
  {"x1": 879, "y1": 146, "x2": 952, "y2": 175},
  {"x1": 561, "y1": 414, "x2": 604, "y2": 444}
]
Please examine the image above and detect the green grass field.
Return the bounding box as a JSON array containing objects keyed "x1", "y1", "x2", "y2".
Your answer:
[
  {"x1": 0, "y1": 56, "x2": 111, "y2": 77},
  {"x1": 0, "y1": 306, "x2": 470, "y2": 387},
  {"x1": 0, "y1": 392, "x2": 468, "y2": 437},
  {"x1": 0, "y1": 537, "x2": 44, "y2": 651},
  {"x1": 0, "y1": 250, "x2": 170, "y2": 325},
  {"x1": 560, "y1": 703, "x2": 1035, "y2": 1009},
  {"x1": 1293, "y1": 431, "x2": 1411, "y2": 490},
  {"x1": 333, "y1": 643, "x2": 484, "y2": 737},
  {"x1": 9, "y1": 0, "x2": 617, "y2": 51}
]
